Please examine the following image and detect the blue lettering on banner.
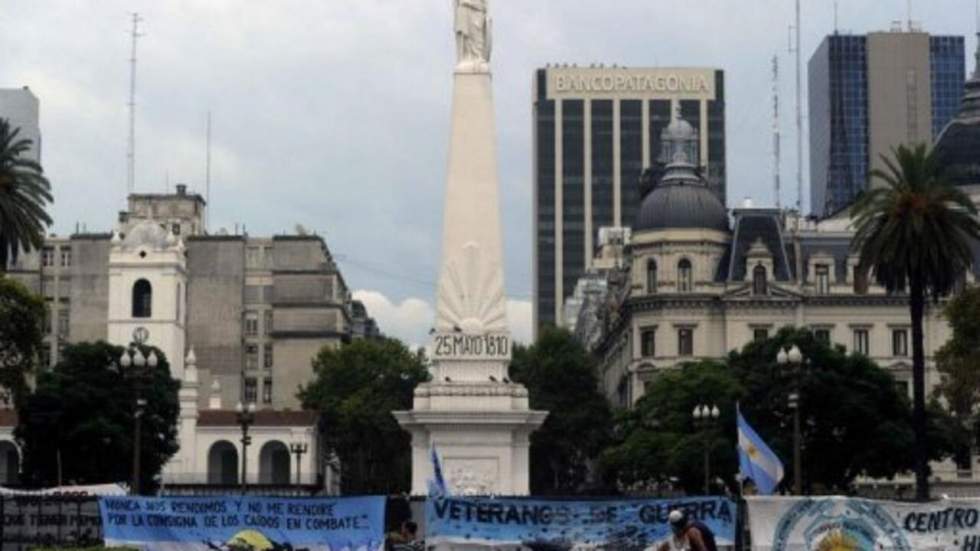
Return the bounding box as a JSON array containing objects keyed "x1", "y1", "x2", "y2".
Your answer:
[
  {"x1": 425, "y1": 496, "x2": 735, "y2": 547},
  {"x1": 99, "y1": 495, "x2": 385, "y2": 551}
]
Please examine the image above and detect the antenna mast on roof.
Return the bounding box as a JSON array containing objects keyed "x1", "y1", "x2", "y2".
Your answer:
[
  {"x1": 790, "y1": 0, "x2": 803, "y2": 214},
  {"x1": 205, "y1": 111, "x2": 212, "y2": 232},
  {"x1": 772, "y1": 54, "x2": 782, "y2": 209},
  {"x1": 126, "y1": 12, "x2": 143, "y2": 195}
]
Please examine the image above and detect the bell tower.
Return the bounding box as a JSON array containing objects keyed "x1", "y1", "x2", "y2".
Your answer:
[{"x1": 107, "y1": 220, "x2": 188, "y2": 380}]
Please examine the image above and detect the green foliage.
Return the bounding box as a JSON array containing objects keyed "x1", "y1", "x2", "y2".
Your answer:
[
  {"x1": 298, "y1": 338, "x2": 429, "y2": 495},
  {"x1": 850, "y1": 143, "x2": 980, "y2": 499},
  {"x1": 602, "y1": 327, "x2": 959, "y2": 495},
  {"x1": 0, "y1": 276, "x2": 45, "y2": 406},
  {"x1": 729, "y1": 327, "x2": 957, "y2": 493},
  {"x1": 15, "y1": 341, "x2": 180, "y2": 492},
  {"x1": 851, "y1": 144, "x2": 980, "y2": 298},
  {"x1": 601, "y1": 360, "x2": 741, "y2": 494},
  {"x1": 509, "y1": 326, "x2": 613, "y2": 494},
  {"x1": 936, "y1": 286, "x2": 980, "y2": 419},
  {"x1": 0, "y1": 118, "x2": 53, "y2": 271}
]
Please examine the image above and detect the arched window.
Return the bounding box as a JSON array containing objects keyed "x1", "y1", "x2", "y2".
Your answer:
[
  {"x1": 0, "y1": 441, "x2": 19, "y2": 485},
  {"x1": 646, "y1": 259, "x2": 658, "y2": 294},
  {"x1": 132, "y1": 279, "x2": 152, "y2": 318},
  {"x1": 677, "y1": 259, "x2": 693, "y2": 292},
  {"x1": 259, "y1": 441, "x2": 291, "y2": 485},
  {"x1": 207, "y1": 441, "x2": 238, "y2": 485},
  {"x1": 753, "y1": 265, "x2": 767, "y2": 295}
]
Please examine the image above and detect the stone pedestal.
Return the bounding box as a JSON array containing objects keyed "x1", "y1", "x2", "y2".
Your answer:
[{"x1": 395, "y1": 378, "x2": 545, "y2": 496}]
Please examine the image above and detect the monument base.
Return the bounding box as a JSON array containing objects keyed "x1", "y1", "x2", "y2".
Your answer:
[{"x1": 394, "y1": 378, "x2": 546, "y2": 496}]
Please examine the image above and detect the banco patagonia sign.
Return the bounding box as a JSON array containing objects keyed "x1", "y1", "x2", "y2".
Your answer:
[
  {"x1": 747, "y1": 496, "x2": 980, "y2": 551},
  {"x1": 547, "y1": 67, "x2": 716, "y2": 100},
  {"x1": 432, "y1": 332, "x2": 510, "y2": 361}
]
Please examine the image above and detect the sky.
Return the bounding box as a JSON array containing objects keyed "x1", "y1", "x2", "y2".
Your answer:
[{"x1": 2, "y1": 0, "x2": 978, "y2": 347}]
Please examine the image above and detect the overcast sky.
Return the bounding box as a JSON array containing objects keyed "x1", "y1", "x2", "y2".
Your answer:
[{"x1": 2, "y1": 1, "x2": 977, "y2": 346}]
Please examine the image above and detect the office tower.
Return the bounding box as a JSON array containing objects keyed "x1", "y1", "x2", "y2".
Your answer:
[
  {"x1": 0, "y1": 87, "x2": 41, "y2": 162},
  {"x1": 809, "y1": 30, "x2": 965, "y2": 217}
]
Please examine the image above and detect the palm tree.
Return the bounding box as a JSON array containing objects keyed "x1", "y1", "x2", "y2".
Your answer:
[
  {"x1": 851, "y1": 143, "x2": 980, "y2": 501},
  {"x1": 0, "y1": 118, "x2": 52, "y2": 272}
]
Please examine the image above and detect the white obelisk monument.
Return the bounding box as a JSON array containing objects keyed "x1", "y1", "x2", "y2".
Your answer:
[{"x1": 394, "y1": 0, "x2": 546, "y2": 497}]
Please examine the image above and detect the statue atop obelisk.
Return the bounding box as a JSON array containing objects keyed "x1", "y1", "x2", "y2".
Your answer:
[
  {"x1": 453, "y1": 0, "x2": 492, "y2": 73},
  {"x1": 394, "y1": 0, "x2": 546, "y2": 497}
]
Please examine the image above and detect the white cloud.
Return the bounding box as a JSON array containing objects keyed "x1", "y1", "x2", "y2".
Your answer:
[{"x1": 354, "y1": 289, "x2": 533, "y2": 348}]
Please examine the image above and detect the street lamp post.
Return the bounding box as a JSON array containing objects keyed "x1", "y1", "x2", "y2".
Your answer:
[
  {"x1": 119, "y1": 347, "x2": 158, "y2": 495},
  {"x1": 237, "y1": 401, "x2": 256, "y2": 492},
  {"x1": 777, "y1": 344, "x2": 805, "y2": 495},
  {"x1": 693, "y1": 403, "x2": 720, "y2": 494},
  {"x1": 290, "y1": 442, "x2": 308, "y2": 485}
]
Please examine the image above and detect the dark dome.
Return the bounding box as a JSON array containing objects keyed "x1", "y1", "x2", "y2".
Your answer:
[{"x1": 635, "y1": 182, "x2": 730, "y2": 232}]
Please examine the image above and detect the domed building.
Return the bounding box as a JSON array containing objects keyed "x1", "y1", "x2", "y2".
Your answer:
[{"x1": 573, "y1": 110, "x2": 980, "y2": 456}]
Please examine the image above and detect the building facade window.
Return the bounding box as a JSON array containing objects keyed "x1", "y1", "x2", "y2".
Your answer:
[
  {"x1": 244, "y1": 311, "x2": 258, "y2": 336},
  {"x1": 39, "y1": 346, "x2": 51, "y2": 369},
  {"x1": 132, "y1": 279, "x2": 152, "y2": 318},
  {"x1": 646, "y1": 259, "x2": 658, "y2": 294},
  {"x1": 815, "y1": 264, "x2": 830, "y2": 294},
  {"x1": 678, "y1": 259, "x2": 693, "y2": 293},
  {"x1": 244, "y1": 378, "x2": 257, "y2": 403},
  {"x1": 814, "y1": 328, "x2": 831, "y2": 344},
  {"x1": 57, "y1": 309, "x2": 69, "y2": 337},
  {"x1": 264, "y1": 343, "x2": 273, "y2": 369},
  {"x1": 753, "y1": 328, "x2": 769, "y2": 341},
  {"x1": 245, "y1": 344, "x2": 259, "y2": 370},
  {"x1": 853, "y1": 266, "x2": 869, "y2": 294},
  {"x1": 264, "y1": 311, "x2": 273, "y2": 335},
  {"x1": 640, "y1": 328, "x2": 656, "y2": 357},
  {"x1": 678, "y1": 328, "x2": 694, "y2": 356},
  {"x1": 41, "y1": 247, "x2": 54, "y2": 267},
  {"x1": 60, "y1": 248, "x2": 71, "y2": 267},
  {"x1": 171, "y1": 223, "x2": 181, "y2": 236},
  {"x1": 853, "y1": 329, "x2": 870, "y2": 355},
  {"x1": 752, "y1": 265, "x2": 767, "y2": 295},
  {"x1": 262, "y1": 378, "x2": 272, "y2": 404},
  {"x1": 892, "y1": 329, "x2": 909, "y2": 357}
]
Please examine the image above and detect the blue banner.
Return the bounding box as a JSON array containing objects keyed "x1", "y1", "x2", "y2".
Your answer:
[
  {"x1": 426, "y1": 495, "x2": 736, "y2": 548},
  {"x1": 99, "y1": 495, "x2": 385, "y2": 551}
]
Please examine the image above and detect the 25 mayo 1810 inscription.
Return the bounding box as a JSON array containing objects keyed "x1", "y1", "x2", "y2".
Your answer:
[{"x1": 432, "y1": 332, "x2": 510, "y2": 361}]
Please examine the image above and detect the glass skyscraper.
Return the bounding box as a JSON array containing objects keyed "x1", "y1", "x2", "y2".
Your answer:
[
  {"x1": 533, "y1": 66, "x2": 725, "y2": 331},
  {"x1": 809, "y1": 32, "x2": 965, "y2": 217}
]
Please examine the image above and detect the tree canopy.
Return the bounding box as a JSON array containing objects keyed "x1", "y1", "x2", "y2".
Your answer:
[
  {"x1": 602, "y1": 327, "x2": 959, "y2": 495},
  {"x1": 600, "y1": 360, "x2": 741, "y2": 495},
  {"x1": 0, "y1": 276, "x2": 45, "y2": 406},
  {"x1": 298, "y1": 337, "x2": 429, "y2": 495},
  {"x1": 509, "y1": 326, "x2": 613, "y2": 494},
  {"x1": 730, "y1": 327, "x2": 958, "y2": 493},
  {"x1": 16, "y1": 341, "x2": 180, "y2": 492},
  {"x1": 934, "y1": 285, "x2": 980, "y2": 468},
  {"x1": 0, "y1": 118, "x2": 53, "y2": 272}
]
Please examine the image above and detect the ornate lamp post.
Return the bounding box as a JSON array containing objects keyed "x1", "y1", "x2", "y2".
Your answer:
[
  {"x1": 236, "y1": 401, "x2": 256, "y2": 492},
  {"x1": 693, "y1": 403, "x2": 720, "y2": 494},
  {"x1": 118, "y1": 347, "x2": 157, "y2": 495},
  {"x1": 777, "y1": 344, "x2": 804, "y2": 495},
  {"x1": 290, "y1": 442, "x2": 308, "y2": 485}
]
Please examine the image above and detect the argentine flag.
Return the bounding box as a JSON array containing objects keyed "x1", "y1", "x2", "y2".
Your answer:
[{"x1": 737, "y1": 406, "x2": 784, "y2": 495}]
